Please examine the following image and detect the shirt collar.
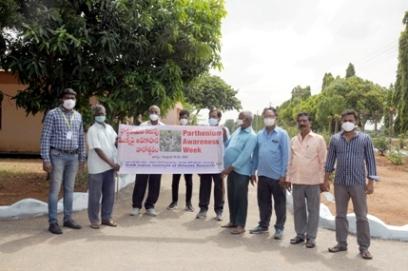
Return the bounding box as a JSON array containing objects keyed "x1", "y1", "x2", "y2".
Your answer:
[
  {"x1": 239, "y1": 126, "x2": 252, "y2": 133},
  {"x1": 297, "y1": 130, "x2": 316, "y2": 140},
  {"x1": 59, "y1": 105, "x2": 75, "y2": 115},
  {"x1": 95, "y1": 121, "x2": 106, "y2": 128},
  {"x1": 263, "y1": 127, "x2": 278, "y2": 135},
  {"x1": 340, "y1": 130, "x2": 360, "y2": 139}
]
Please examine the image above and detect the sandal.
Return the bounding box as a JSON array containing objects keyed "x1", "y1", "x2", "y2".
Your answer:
[
  {"x1": 221, "y1": 223, "x2": 236, "y2": 228},
  {"x1": 90, "y1": 223, "x2": 100, "y2": 229},
  {"x1": 102, "y1": 220, "x2": 118, "y2": 227},
  {"x1": 231, "y1": 227, "x2": 246, "y2": 235}
]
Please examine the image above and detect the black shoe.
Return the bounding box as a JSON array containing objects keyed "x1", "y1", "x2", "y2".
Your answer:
[
  {"x1": 290, "y1": 236, "x2": 305, "y2": 245},
  {"x1": 185, "y1": 203, "x2": 194, "y2": 212},
  {"x1": 305, "y1": 239, "x2": 316, "y2": 248},
  {"x1": 328, "y1": 244, "x2": 347, "y2": 253},
  {"x1": 167, "y1": 201, "x2": 178, "y2": 210},
  {"x1": 48, "y1": 223, "x2": 63, "y2": 234},
  {"x1": 249, "y1": 225, "x2": 268, "y2": 234},
  {"x1": 63, "y1": 219, "x2": 82, "y2": 229}
]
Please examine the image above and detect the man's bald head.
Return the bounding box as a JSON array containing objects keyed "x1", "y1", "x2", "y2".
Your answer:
[
  {"x1": 148, "y1": 105, "x2": 161, "y2": 115},
  {"x1": 92, "y1": 104, "x2": 106, "y2": 116},
  {"x1": 238, "y1": 110, "x2": 253, "y2": 128}
]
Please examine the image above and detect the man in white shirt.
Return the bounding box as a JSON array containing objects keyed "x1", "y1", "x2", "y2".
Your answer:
[
  {"x1": 87, "y1": 104, "x2": 120, "y2": 229},
  {"x1": 131, "y1": 105, "x2": 164, "y2": 217}
]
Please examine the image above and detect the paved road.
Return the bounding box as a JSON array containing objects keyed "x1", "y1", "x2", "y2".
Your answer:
[{"x1": 1, "y1": 175, "x2": 407, "y2": 271}]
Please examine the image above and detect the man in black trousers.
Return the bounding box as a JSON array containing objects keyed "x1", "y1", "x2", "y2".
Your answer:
[{"x1": 196, "y1": 108, "x2": 229, "y2": 221}]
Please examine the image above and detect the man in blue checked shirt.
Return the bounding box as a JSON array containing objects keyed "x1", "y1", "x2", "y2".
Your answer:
[
  {"x1": 221, "y1": 111, "x2": 257, "y2": 235},
  {"x1": 40, "y1": 88, "x2": 86, "y2": 235},
  {"x1": 324, "y1": 109, "x2": 378, "y2": 260},
  {"x1": 249, "y1": 107, "x2": 290, "y2": 240}
]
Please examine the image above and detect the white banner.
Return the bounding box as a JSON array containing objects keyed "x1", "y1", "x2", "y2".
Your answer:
[{"x1": 118, "y1": 124, "x2": 224, "y2": 174}]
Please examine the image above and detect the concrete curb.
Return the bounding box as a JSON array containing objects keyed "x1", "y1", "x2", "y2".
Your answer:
[
  {"x1": 0, "y1": 174, "x2": 135, "y2": 219},
  {"x1": 1, "y1": 176, "x2": 407, "y2": 241}
]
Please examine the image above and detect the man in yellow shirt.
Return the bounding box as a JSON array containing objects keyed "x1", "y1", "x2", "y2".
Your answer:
[{"x1": 287, "y1": 112, "x2": 327, "y2": 248}]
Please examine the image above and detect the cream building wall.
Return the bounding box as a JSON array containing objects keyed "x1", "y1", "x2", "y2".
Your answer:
[{"x1": 0, "y1": 71, "x2": 182, "y2": 154}]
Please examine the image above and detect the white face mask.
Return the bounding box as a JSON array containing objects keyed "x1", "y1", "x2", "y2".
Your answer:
[
  {"x1": 342, "y1": 122, "x2": 355, "y2": 132},
  {"x1": 264, "y1": 117, "x2": 276, "y2": 127},
  {"x1": 149, "y1": 113, "x2": 159, "y2": 122},
  {"x1": 180, "y1": 118, "x2": 188, "y2": 126},
  {"x1": 95, "y1": 115, "x2": 106, "y2": 123},
  {"x1": 63, "y1": 99, "x2": 76, "y2": 110},
  {"x1": 236, "y1": 119, "x2": 244, "y2": 126},
  {"x1": 208, "y1": 118, "x2": 219, "y2": 126}
]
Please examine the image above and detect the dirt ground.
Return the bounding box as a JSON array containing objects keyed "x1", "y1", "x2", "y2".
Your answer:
[
  {"x1": 321, "y1": 155, "x2": 408, "y2": 226},
  {"x1": 0, "y1": 159, "x2": 87, "y2": 205},
  {"x1": 0, "y1": 156, "x2": 407, "y2": 225}
]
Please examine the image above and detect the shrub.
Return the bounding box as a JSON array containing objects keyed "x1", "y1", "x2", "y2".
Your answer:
[
  {"x1": 373, "y1": 136, "x2": 389, "y2": 156},
  {"x1": 321, "y1": 132, "x2": 332, "y2": 146},
  {"x1": 388, "y1": 151, "x2": 404, "y2": 165}
]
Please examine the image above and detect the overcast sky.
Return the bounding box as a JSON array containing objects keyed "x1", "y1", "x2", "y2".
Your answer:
[{"x1": 210, "y1": 0, "x2": 408, "y2": 122}]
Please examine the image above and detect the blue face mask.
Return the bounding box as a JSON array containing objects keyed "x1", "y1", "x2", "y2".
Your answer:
[{"x1": 95, "y1": 116, "x2": 106, "y2": 123}]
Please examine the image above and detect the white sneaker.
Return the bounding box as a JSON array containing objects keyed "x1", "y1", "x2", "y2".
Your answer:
[
  {"x1": 196, "y1": 209, "x2": 207, "y2": 219},
  {"x1": 274, "y1": 229, "x2": 284, "y2": 240},
  {"x1": 130, "y1": 208, "x2": 140, "y2": 216},
  {"x1": 215, "y1": 213, "x2": 223, "y2": 221},
  {"x1": 146, "y1": 208, "x2": 157, "y2": 217}
]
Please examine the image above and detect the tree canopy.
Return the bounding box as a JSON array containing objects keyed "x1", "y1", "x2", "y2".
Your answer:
[
  {"x1": 394, "y1": 11, "x2": 408, "y2": 133},
  {"x1": 345, "y1": 62, "x2": 356, "y2": 78},
  {"x1": 277, "y1": 64, "x2": 386, "y2": 133},
  {"x1": 184, "y1": 73, "x2": 242, "y2": 117},
  {"x1": 0, "y1": 0, "x2": 226, "y2": 123}
]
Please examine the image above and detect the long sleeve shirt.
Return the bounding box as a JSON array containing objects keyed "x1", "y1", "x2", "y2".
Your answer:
[
  {"x1": 325, "y1": 131, "x2": 378, "y2": 185},
  {"x1": 252, "y1": 127, "x2": 290, "y2": 180},
  {"x1": 40, "y1": 107, "x2": 86, "y2": 162},
  {"x1": 224, "y1": 126, "x2": 257, "y2": 176},
  {"x1": 287, "y1": 131, "x2": 327, "y2": 185}
]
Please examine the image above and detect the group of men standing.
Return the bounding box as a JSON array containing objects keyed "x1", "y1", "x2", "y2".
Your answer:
[{"x1": 40, "y1": 88, "x2": 378, "y2": 261}]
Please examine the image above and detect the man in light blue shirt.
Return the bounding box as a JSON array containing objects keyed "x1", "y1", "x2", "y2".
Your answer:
[
  {"x1": 221, "y1": 111, "x2": 257, "y2": 235},
  {"x1": 250, "y1": 107, "x2": 290, "y2": 239}
]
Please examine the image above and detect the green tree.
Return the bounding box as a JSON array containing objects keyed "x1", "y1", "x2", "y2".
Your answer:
[
  {"x1": 252, "y1": 114, "x2": 264, "y2": 132},
  {"x1": 0, "y1": 0, "x2": 22, "y2": 58},
  {"x1": 184, "y1": 73, "x2": 241, "y2": 117},
  {"x1": 291, "y1": 85, "x2": 311, "y2": 102},
  {"x1": 0, "y1": 0, "x2": 226, "y2": 124},
  {"x1": 224, "y1": 119, "x2": 236, "y2": 133},
  {"x1": 383, "y1": 84, "x2": 396, "y2": 135},
  {"x1": 322, "y1": 76, "x2": 385, "y2": 130},
  {"x1": 346, "y1": 62, "x2": 356, "y2": 78},
  {"x1": 277, "y1": 100, "x2": 296, "y2": 127},
  {"x1": 394, "y1": 11, "x2": 408, "y2": 133},
  {"x1": 322, "y1": 72, "x2": 334, "y2": 90},
  {"x1": 316, "y1": 94, "x2": 346, "y2": 133}
]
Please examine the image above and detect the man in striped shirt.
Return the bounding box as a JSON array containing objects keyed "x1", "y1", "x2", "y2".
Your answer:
[{"x1": 323, "y1": 109, "x2": 378, "y2": 260}]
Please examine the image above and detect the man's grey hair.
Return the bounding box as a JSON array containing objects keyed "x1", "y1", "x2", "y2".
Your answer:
[
  {"x1": 92, "y1": 104, "x2": 106, "y2": 115},
  {"x1": 241, "y1": 110, "x2": 253, "y2": 123}
]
